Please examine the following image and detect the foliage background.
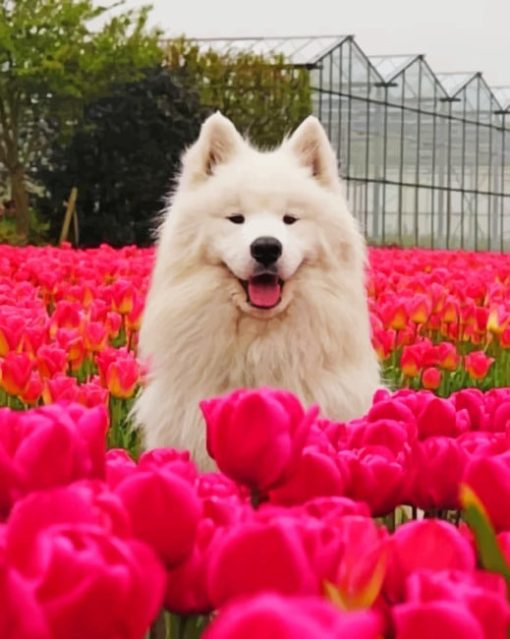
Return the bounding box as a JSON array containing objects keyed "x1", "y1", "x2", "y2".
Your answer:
[{"x1": 0, "y1": 3, "x2": 313, "y2": 246}]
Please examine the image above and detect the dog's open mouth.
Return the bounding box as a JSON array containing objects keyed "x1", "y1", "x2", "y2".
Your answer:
[{"x1": 240, "y1": 273, "x2": 283, "y2": 309}]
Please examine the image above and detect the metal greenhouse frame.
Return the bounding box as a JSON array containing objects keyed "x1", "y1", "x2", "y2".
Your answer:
[{"x1": 191, "y1": 36, "x2": 510, "y2": 251}]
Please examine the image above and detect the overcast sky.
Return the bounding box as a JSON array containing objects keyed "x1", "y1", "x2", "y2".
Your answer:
[{"x1": 114, "y1": 0, "x2": 510, "y2": 87}]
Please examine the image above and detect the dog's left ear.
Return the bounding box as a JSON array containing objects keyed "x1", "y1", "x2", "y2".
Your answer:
[{"x1": 287, "y1": 116, "x2": 339, "y2": 187}]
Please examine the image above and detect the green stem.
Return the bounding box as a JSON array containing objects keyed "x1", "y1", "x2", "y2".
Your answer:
[
  {"x1": 149, "y1": 611, "x2": 168, "y2": 639},
  {"x1": 383, "y1": 509, "x2": 396, "y2": 532},
  {"x1": 108, "y1": 395, "x2": 123, "y2": 448},
  {"x1": 250, "y1": 488, "x2": 261, "y2": 509}
]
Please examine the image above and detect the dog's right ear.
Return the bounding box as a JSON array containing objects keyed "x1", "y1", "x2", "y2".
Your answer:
[{"x1": 180, "y1": 112, "x2": 244, "y2": 186}]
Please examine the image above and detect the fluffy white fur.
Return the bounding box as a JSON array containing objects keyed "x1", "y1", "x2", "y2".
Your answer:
[{"x1": 135, "y1": 112, "x2": 380, "y2": 469}]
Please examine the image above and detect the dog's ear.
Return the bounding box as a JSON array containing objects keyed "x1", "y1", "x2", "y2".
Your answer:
[
  {"x1": 287, "y1": 116, "x2": 339, "y2": 187},
  {"x1": 180, "y1": 112, "x2": 244, "y2": 185}
]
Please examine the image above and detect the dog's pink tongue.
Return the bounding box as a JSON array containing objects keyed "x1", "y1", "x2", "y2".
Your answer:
[{"x1": 248, "y1": 279, "x2": 281, "y2": 308}]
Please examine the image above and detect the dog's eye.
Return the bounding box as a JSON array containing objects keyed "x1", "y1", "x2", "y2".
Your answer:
[
  {"x1": 283, "y1": 215, "x2": 298, "y2": 225},
  {"x1": 227, "y1": 214, "x2": 245, "y2": 224}
]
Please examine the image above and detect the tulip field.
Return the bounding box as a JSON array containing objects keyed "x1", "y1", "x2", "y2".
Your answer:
[{"x1": 2, "y1": 243, "x2": 510, "y2": 639}]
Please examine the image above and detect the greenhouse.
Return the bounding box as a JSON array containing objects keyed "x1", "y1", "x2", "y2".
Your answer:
[{"x1": 192, "y1": 36, "x2": 510, "y2": 251}]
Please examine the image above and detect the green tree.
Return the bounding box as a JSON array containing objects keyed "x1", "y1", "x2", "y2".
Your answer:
[
  {"x1": 165, "y1": 38, "x2": 312, "y2": 148},
  {"x1": 0, "y1": 0, "x2": 161, "y2": 238},
  {"x1": 37, "y1": 67, "x2": 207, "y2": 246}
]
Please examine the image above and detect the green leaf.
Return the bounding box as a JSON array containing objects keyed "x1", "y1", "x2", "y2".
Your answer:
[{"x1": 460, "y1": 484, "x2": 510, "y2": 588}]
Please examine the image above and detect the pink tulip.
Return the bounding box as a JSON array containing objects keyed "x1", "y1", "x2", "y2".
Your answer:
[
  {"x1": 463, "y1": 453, "x2": 510, "y2": 531},
  {"x1": 5, "y1": 488, "x2": 165, "y2": 639},
  {"x1": 417, "y1": 396, "x2": 465, "y2": 439},
  {"x1": 404, "y1": 569, "x2": 510, "y2": 639},
  {"x1": 0, "y1": 560, "x2": 50, "y2": 639},
  {"x1": 203, "y1": 594, "x2": 382, "y2": 639},
  {"x1": 269, "y1": 446, "x2": 348, "y2": 505},
  {"x1": 341, "y1": 446, "x2": 407, "y2": 516},
  {"x1": 115, "y1": 467, "x2": 201, "y2": 567},
  {"x1": 201, "y1": 388, "x2": 318, "y2": 492},
  {"x1": 394, "y1": 601, "x2": 485, "y2": 639},
  {"x1": 407, "y1": 437, "x2": 468, "y2": 510},
  {"x1": 208, "y1": 518, "x2": 318, "y2": 606},
  {"x1": 384, "y1": 520, "x2": 476, "y2": 602}
]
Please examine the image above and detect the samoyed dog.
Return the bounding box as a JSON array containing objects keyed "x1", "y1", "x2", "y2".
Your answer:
[{"x1": 135, "y1": 112, "x2": 380, "y2": 468}]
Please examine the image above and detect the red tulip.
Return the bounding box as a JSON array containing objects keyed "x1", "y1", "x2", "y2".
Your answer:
[
  {"x1": 201, "y1": 388, "x2": 317, "y2": 492},
  {"x1": 487, "y1": 306, "x2": 509, "y2": 335},
  {"x1": 401, "y1": 345, "x2": 422, "y2": 377},
  {"x1": 97, "y1": 348, "x2": 139, "y2": 399},
  {"x1": 465, "y1": 351, "x2": 495, "y2": 381},
  {"x1": 105, "y1": 311, "x2": 122, "y2": 338},
  {"x1": 77, "y1": 378, "x2": 109, "y2": 408},
  {"x1": 421, "y1": 367, "x2": 441, "y2": 390},
  {"x1": 499, "y1": 326, "x2": 510, "y2": 348},
  {"x1": 82, "y1": 321, "x2": 108, "y2": 353},
  {"x1": 55, "y1": 328, "x2": 86, "y2": 370},
  {"x1": 440, "y1": 297, "x2": 460, "y2": 324},
  {"x1": 1, "y1": 352, "x2": 32, "y2": 396},
  {"x1": 20, "y1": 325, "x2": 47, "y2": 360},
  {"x1": 0, "y1": 315, "x2": 25, "y2": 357},
  {"x1": 125, "y1": 296, "x2": 144, "y2": 333},
  {"x1": 42, "y1": 374, "x2": 79, "y2": 404},
  {"x1": 19, "y1": 373, "x2": 44, "y2": 406},
  {"x1": 380, "y1": 301, "x2": 408, "y2": 331},
  {"x1": 408, "y1": 295, "x2": 432, "y2": 325},
  {"x1": 372, "y1": 328, "x2": 396, "y2": 361},
  {"x1": 111, "y1": 279, "x2": 135, "y2": 315},
  {"x1": 49, "y1": 301, "x2": 82, "y2": 337},
  {"x1": 36, "y1": 345, "x2": 68, "y2": 379}
]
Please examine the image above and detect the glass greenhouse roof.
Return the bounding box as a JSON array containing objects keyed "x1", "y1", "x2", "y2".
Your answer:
[
  {"x1": 435, "y1": 72, "x2": 477, "y2": 96},
  {"x1": 192, "y1": 36, "x2": 349, "y2": 66},
  {"x1": 188, "y1": 36, "x2": 509, "y2": 108},
  {"x1": 369, "y1": 55, "x2": 419, "y2": 81},
  {"x1": 493, "y1": 87, "x2": 510, "y2": 111}
]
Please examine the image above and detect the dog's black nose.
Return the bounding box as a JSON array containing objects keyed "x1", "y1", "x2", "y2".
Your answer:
[{"x1": 250, "y1": 237, "x2": 282, "y2": 266}]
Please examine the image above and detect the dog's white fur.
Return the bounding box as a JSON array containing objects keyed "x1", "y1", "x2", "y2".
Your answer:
[{"x1": 135, "y1": 113, "x2": 380, "y2": 468}]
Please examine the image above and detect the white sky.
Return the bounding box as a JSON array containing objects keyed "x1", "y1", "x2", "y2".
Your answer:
[{"x1": 115, "y1": 0, "x2": 510, "y2": 87}]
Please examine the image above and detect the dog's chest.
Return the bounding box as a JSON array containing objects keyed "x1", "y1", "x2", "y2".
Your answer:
[{"x1": 226, "y1": 315, "x2": 314, "y2": 389}]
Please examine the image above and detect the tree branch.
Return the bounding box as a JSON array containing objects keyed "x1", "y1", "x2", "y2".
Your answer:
[
  {"x1": 0, "y1": 138, "x2": 8, "y2": 167},
  {"x1": 0, "y1": 96, "x2": 14, "y2": 152}
]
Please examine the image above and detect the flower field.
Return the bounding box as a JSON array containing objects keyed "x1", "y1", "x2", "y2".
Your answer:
[{"x1": 1, "y1": 243, "x2": 510, "y2": 638}]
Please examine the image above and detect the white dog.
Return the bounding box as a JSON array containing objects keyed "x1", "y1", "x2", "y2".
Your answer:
[{"x1": 135, "y1": 113, "x2": 380, "y2": 468}]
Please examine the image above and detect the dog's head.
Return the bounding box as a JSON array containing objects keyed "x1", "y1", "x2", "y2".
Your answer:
[{"x1": 161, "y1": 113, "x2": 364, "y2": 318}]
